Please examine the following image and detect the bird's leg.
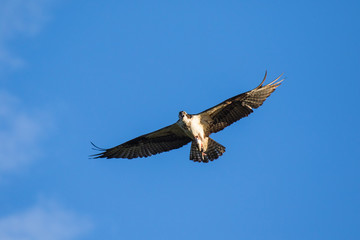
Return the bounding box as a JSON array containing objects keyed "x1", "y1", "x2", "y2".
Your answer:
[{"x1": 195, "y1": 136, "x2": 207, "y2": 159}]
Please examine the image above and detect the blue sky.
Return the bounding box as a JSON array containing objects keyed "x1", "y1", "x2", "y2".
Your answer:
[{"x1": 0, "y1": 0, "x2": 359, "y2": 239}]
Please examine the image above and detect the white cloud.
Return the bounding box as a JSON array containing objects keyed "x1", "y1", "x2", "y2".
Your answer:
[
  {"x1": 0, "y1": 0, "x2": 54, "y2": 70},
  {"x1": 0, "y1": 200, "x2": 92, "y2": 240},
  {"x1": 0, "y1": 0, "x2": 57, "y2": 171},
  {"x1": 0, "y1": 91, "x2": 51, "y2": 173}
]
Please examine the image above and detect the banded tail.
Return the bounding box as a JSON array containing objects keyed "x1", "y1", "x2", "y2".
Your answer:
[{"x1": 190, "y1": 138, "x2": 226, "y2": 163}]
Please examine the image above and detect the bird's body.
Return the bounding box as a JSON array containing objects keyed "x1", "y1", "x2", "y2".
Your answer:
[
  {"x1": 92, "y1": 72, "x2": 283, "y2": 163},
  {"x1": 177, "y1": 112, "x2": 206, "y2": 143},
  {"x1": 177, "y1": 112, "x2": 210, "y2": 160}
]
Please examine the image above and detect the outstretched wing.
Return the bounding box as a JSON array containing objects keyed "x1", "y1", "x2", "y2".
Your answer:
[
  {"x1": 200, "y1": 71, "x2": 283, "y2": 134},
  {"x1": 91, "y1": 123, "x2": 191, "y2": 159}
]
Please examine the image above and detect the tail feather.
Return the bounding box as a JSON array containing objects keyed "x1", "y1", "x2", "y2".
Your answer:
[{"x1": 190, "y1": 138, "x2": 226, "y2": 163}]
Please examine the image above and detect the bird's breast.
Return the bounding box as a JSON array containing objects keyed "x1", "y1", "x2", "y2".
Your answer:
[
  {"x1": 177, "y1": 115, "x2": 206, "y2": 140},
  {"x1": 189, "y1": 116, "x2": 205, "y2": 139}
]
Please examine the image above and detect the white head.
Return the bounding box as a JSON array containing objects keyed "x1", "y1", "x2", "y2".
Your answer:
[
  {"x1": 178, "y1": 111, "x2": 188, "y2": 120},
  {"x1": 179, "y1": 111, "x2": 187, "y2": 120}
]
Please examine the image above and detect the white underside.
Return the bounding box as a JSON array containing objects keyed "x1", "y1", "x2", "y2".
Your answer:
[{"x1": 177, "y1": 115, "x2": 208, "y2": 151}]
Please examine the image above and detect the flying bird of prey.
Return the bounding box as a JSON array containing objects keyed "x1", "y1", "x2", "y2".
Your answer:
[{"x1": 92, "y1": 72, "x2": 283, "y2": 163}]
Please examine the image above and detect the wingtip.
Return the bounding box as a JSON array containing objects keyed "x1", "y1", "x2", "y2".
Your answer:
[
  {"x1": 256, "y1": 70, "x2": 268, "y2": 88},
  {"x1": 90, "y1": 141, "x2": 106, "y2": 151},
  {"x1": 89, "y1": 154, "x2": 103, "y2": 159},
  {"x1": 267, "y1": 73, "x2": 285, "y2": 87},
  {"x1": 89, "y1": 150, "x2": 108, "y2": 159},
  {"x1": 89, "y1": 141, "x2": 108, "y2": 159}
]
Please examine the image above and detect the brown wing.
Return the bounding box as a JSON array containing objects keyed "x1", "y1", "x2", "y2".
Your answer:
[
  {"x1": 91, "y1": 123, "x2": 191, "y2": 159},
  {"x1": 199, "y1": 72, "x2": 283, "y2": 134}
]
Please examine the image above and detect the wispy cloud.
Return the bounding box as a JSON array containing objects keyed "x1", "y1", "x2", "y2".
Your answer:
[
  {"x1": 0, "y1": 1, "x2": 57, "y2": 172},
  {"x1": 0, "y1": 200, "x2": 93, "y2": 240},
  {"x1": 0, "y1": 91, "x2": 51, "y2": 173},
  {"x1": 0, "y1": 0, "x2": 54, "y2": 70}
]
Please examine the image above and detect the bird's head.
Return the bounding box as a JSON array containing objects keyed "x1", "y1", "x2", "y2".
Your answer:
[{"x1": 178, "y1": 111, "x2": 188, "y2": 120}]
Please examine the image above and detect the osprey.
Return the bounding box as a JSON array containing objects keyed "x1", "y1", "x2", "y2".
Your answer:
[{"x1": 92, "y1": 72, "x2": 283, "y2": 163}]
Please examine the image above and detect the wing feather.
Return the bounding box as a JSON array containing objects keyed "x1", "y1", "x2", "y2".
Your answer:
[
  {"x1": 91, "y1": 123, "x2": 191, "y2": 159},
  {"x1": 200, "y1": 72, "x2": 283, "y2": 133}
]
